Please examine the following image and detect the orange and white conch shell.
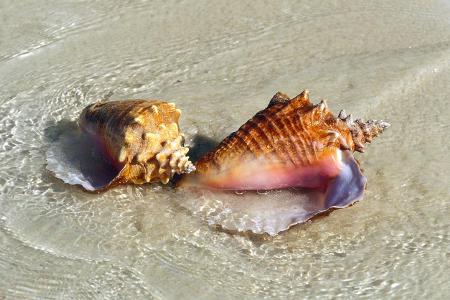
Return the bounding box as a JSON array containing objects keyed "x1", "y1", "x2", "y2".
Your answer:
[
  {"x1": 179, "y1": 90, "x2": 389, "y2": 235},
  {"x1": 46, "y1": 100, "x2": 194, "y2": 191}
]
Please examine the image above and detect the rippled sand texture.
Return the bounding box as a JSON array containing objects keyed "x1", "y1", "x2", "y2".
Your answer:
[{"x1": 1, "y1": 0, "x2": 449, "y2": 299}]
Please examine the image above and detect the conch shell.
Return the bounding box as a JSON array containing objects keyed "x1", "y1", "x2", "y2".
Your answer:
[
  {"x1": 179, "y1": 90, "x2": 389, "y2": 235},
  {"x1": 46, "y1": 100, "x2": 194, "y2": 191}
]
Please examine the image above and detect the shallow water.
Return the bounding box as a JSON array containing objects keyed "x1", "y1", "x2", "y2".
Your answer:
[{"x1": 1, "y1": 0, "x2": 449, "y2": 299}]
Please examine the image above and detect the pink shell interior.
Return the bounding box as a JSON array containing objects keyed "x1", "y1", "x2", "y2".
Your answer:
[{"x1": 180, "y1": 150, "x2": 366, "y2": 235}]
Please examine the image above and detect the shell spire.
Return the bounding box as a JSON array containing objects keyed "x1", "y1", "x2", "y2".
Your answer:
[{"x1": 337, "y1": 109, "x2": 390, "y2": 152}]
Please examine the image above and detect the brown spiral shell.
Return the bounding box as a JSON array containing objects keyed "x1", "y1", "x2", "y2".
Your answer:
[
  {"x1": 193, "y1": 90, "x2": 389, "y2": 181},
  {"x1": 79, "y1": 100, "x2": 194, "y2": 187}
]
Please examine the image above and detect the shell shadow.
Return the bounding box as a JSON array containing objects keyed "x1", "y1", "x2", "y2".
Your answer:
[
  {"x1": 187, "y1": 134, "x2": 219, "y2": 163},
  {"x1": 44, "y1": 119, "x2": 118, "y2": 191},
  {"x1": 43, "y1": 119, "x2": 78, "y2": 143}
]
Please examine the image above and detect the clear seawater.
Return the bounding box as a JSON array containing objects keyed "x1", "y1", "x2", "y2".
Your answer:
[{"x1": 0, "y1": 1, "x2": 449, "y2": 299}]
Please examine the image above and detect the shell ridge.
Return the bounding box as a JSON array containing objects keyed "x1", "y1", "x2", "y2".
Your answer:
[
  {"x1": 283, "y1": 113, "x2": 312, "y2": 165},
  {"x1": 248, "y1": 113, "x2": 286, "y2": 161},
  {"x1": 246, "y1": 116, "x2": 274, "y2": 155},
  {"x1": 271, "y1": 111, "x2": 305, "y2": 165},
  {"x1": 267, "y1": 91, "x2": 291, "y2": 108},
  {"x1": 238, "y1": 121, "x2": 270, "y2": 159},
  {"x1": 288, "y1": 90, "x2": 312, "y2": 110},
  {"x1": 297, "y1": 110, "x2": 317, "y2": 163},
  {"x1": 259, "y1": 108, "x2": 297, "y2": 164}
]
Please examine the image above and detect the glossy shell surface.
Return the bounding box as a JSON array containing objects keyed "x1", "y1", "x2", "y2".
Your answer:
[
  {"x1": 47, "y1": 100, "x2": 194, "y2": 191},
  {"x1": 180, "y1": 90, "x2": 389, "y2": 235}
]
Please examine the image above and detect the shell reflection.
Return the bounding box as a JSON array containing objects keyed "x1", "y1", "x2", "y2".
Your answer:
[{"x1": 180, "y1": 90, "x2": 390, "y2": 235}]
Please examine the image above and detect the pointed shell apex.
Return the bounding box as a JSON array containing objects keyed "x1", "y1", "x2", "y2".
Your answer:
[
  {"x1": 301, "y1": 90, "x2": 310, "y2": 99},
  {"x1": 338, "y1": 110, "x2": 347, "y2": 119},
  {"x1": 379, "y1": 120, "x2": 391, "y2": 129},
  {"x1": 318, "y1": 99, "x2": 328, "y2": 111},
  {"x1": 345, "y1": 114, "x2": 354, "y2": 125}
]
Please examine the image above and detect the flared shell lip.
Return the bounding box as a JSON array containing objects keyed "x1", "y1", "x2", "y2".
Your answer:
[{"x1": 182, "y1": 150, "x2": 367, "y2": 236}]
